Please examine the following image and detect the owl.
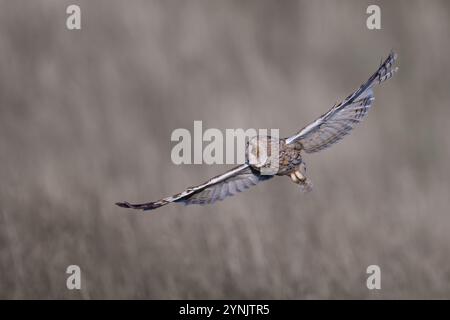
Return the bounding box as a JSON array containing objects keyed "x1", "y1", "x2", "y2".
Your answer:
[{"x1": 116, "y1": 52, "x2": 398, "y2": 211}]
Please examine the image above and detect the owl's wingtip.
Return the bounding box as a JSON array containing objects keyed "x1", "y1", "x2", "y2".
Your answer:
[
  {"x1": 116, "y1": 201, "x2": 132, "y2": 208},
  {"x1": 115, "y1": 200, "x2": 165, "y2": 211}
]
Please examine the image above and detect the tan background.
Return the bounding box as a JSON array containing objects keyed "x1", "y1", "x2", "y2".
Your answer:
[{"x1": 1, "y1": 0, "x2": 450, "y2": 299}]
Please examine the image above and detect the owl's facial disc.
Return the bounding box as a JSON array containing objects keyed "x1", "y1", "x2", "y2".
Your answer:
[{"x1": 247, "y1": 137, "x2": 269, "y2": 168}]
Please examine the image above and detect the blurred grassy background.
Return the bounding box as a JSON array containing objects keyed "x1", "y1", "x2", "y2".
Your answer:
[{"x1": 1, "y1": 0, "x2": 450, "y2": 299}]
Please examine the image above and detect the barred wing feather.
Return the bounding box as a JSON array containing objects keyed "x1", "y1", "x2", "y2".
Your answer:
[
  {"x1": 115, "y1": 164, "x2": 272, "y2": 210},
  {"x1": 286, "y1": 51, "x2": 398, "y2": 153}
]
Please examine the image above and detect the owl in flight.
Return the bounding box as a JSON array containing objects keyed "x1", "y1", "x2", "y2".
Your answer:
[{"x1": 116, "y1": 52, "x2": 398, "y2": 211}]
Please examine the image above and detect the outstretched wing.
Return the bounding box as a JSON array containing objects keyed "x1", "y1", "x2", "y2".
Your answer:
[
  {"x1": 285, "y1": 51, "x2": 398, "y2": 152},
  {"x1": 116, "y1": 164, "x2": 272, "y2": 211}
]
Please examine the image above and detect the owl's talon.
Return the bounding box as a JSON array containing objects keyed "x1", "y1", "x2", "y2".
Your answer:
[
  {"x1": 299, "y1": 178, "x2": 313, "y2": 193},
  {"x1": 290, "y1": 172, "x2": 300, "y2": 184},
  {"x1": 294, "y1": 170, "x2": 306, "y2": 182}
]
